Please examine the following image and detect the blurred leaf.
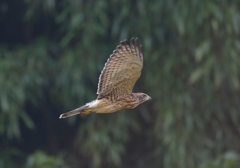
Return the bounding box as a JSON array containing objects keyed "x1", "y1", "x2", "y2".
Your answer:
[
  {"x1": 194, "y1": 40, "x2": 211, "y2": 63},
  {"x1": 189, "y1": 68, "x2": 204, "y2": 84}
]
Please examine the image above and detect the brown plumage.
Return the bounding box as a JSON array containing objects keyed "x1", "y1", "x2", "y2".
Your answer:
[{"x1": 59, "y1": 38, "x2": 151, "y2": 119}]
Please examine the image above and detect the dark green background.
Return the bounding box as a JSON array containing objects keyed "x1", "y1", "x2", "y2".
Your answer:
[{"x1": 1, "y1": 0, "x2": 240, "y2": 168}]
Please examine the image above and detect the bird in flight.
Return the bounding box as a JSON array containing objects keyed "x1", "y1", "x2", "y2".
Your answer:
[{"x1": 59, "y1": 38, "x2": 151, "y2": 118}]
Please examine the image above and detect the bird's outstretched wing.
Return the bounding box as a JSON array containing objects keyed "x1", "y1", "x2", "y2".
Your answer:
[{"x1": 97, "y1": 38, "x2": 143, "y2": 99}]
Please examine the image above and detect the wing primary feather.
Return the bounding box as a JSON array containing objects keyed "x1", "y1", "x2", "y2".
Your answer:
[
  {"x1": 124, "y1": 40, "x2": 131, "y2": 52},
  {"x1": 120, "y1": 41, "x2": 128, "y2": 51},
  {"x1": 134, "y1": 38, "x2": 140, "y2": 58},
  {"x1": 130, "y1": 38, "x2": 137, "y2": 55},
  {"x1": 117, "y1": 44, "x2": 129, "y2": 58},
  {"x1": 117, "y1": 45, "x2": 122, "y2": 50}
]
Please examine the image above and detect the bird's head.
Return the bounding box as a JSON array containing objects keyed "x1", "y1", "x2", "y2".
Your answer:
[{"x1": 134, "y1": 93, "x2": 151, "y2": 104}]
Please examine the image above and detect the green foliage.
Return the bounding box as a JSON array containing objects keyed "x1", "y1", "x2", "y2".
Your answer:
[
  {"x1": 0, "y1": 148, "x2": 23, "y2": 168},
  {"x1": 26, "y1": 150, "x2": 68, "y2": 168},
  {"x1": 1, "y1": 0, "x2": 240, "y2": 168},
  {"x1": 201, "y1": 151, "x2": 240, "y2": 168}
]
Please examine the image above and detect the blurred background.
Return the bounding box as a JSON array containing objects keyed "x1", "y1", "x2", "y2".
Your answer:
[{"x1": 1, "y1": 0, "x2": 240, "y2": 168}]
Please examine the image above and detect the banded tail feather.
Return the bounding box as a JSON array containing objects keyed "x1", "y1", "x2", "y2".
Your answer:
[{"x1": 59, "y1": 105, "x2": 92, "y2": 118}]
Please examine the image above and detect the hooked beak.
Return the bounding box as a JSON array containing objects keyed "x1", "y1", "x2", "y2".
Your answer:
[{"x1": 148, "y1": 96, "x2": 152, "y2": 100}]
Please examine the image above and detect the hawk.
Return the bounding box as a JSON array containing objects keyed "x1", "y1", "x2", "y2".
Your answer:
[{"x1": 59, "y1": 38, "x2": 151, "y2": 118}]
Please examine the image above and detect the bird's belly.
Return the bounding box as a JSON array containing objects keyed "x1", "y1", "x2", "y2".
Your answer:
[
  {"x1": 94, "y1": 103, "x2": 124, "y2": 114},
  {"x1": 89, "y1": 97, "x2": 136, "y2": 114}
]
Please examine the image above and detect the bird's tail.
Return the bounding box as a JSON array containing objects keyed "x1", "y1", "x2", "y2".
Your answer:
[{"x1": 59, "y1": 105, "x2": 93, "y2": 119}]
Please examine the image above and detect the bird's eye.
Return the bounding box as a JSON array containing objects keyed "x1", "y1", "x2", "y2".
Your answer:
[{"x1": 141, "y1": 94, "x2": 147, "y2": 98}]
